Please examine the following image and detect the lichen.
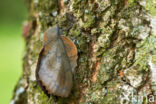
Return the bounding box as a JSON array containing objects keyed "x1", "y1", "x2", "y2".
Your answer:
[
  {"x1": 84, "y1": 79, "x2": 122, "y2": 104},
  {"x1": 97, "y1": 44, "x2": 135, "y2": 84},
  {"x1": 146, "y1": 0, "x2": 156, "y2": 16},
  {"x1": 150, "y1": 17, "x2": 156, "y2": 35},
  {"x1": 14, "y1": 0, "x2": 156, "y2": 103},
  {"x1": 135, "y1": 35, "x2": 156, "y2": 71},
  {"x1": 97, "y1": 34, "x2": 111, "y2": 48},
  {"x1": 128, "y1": 0, "x2": 135, "y2": 4},
  {"x1": 124, "y1": 66, "x2": 144, "y2": 88},
  {"x1": 37, "y1": 0, "x2": 59, "y2": 28}
]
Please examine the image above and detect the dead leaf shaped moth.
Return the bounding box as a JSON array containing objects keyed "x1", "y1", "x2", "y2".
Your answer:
[{"x1": 36, "y1": 25, "x2": 77, "y2": 97}]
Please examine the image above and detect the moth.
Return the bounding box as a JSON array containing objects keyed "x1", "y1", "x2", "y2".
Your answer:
[{"x1": 36, "y1": 25, "x2": 77, "y2": 97}]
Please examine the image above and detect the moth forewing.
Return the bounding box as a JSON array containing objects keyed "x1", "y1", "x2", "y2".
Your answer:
[
  {"x1": 37, "y1": 36, "x2": 73, "y2": 97},
  {"x1": 61, "y1": 36, "x2": 78, "y2": 73},
  {"x1": 52, "y1": 38, "x2": 73, "y2": 97},
  {"x1": 36, "y1": 25, "x2": 77, "y2": 98}
]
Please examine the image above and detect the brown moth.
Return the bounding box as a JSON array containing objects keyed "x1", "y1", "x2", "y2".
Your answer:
[{"x1": 36, "y1": 25, "x2": 77, "y2": 97}]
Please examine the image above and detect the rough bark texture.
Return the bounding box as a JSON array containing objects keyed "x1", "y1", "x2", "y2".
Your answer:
[{"x1": 11, "y1": 0, "x2": 156, "y2": 104}]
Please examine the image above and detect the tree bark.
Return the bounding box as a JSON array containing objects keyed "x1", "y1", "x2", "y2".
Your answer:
[{"x1": 11, "y1": 0, "x2": 156, "y2": 104}]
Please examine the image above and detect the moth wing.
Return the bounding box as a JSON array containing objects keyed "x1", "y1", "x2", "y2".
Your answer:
[
  {"x1": 35, "y1": 48, "x2": 50, "y2": 96},
  {"x1": 37, "y1": 39, "x2": 73, "y2": 97},
  {"x1": 61, "y1": 36, "x2": 78, "y2": 73}
]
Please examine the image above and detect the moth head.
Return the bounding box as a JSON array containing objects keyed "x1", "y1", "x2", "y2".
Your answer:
[{"x1": 43, "y1": 25, "x2": 61, "y2": 46}]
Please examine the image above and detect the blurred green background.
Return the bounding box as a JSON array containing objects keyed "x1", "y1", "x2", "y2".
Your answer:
[{"x1": 0, "y1": 0, "x2": 27, "y2": 103}]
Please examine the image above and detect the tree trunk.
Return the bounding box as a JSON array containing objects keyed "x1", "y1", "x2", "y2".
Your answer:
[{"x1": 11, "y1": 0, "x2": 156, "y2": 104}]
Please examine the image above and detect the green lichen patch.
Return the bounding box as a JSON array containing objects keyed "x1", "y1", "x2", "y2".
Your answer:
[
  {"x1": 36, "y1": 0, "x2": 59, "y2": 28},
  {"x1": 146, "y1": 0, "x2": 156, "y2": 16},
  {"x1": 97, "y1": 34, "x2": 111, "y2": 48},
  {"x1": 27, "y1": 31, "x2": 42, "y2": 63},
  {"x1": 151, "y1": 55, "x2": 156, "y2": 64},
  {"x1": 37, "y1": 89, "x2": 50, "y2": 104},
  {"x1": 118, "y1": 7, "x2": 150, "y2": 40},
  {"x1": 124, "y1": 66, "x2": 145, "y2": 88},
  {"x1": 97, "y1": 45, "x2": 128, "y2": 84},
  {"x1": 128, "y1": 0, "x2": 135, "y2": 4},
  {"x1": 84, "y1": 14, "x2": 96, "y2": 29},
  {"x1": 58, "y1": 13, "x2": 75, "y2": 30},
  {"x1": 135, "y1": 35, "x2": 156, "y2": 71},
  {"x1": 72, "y1": 0, "x2": 88, "y2": 17},
  {"x1": 84, "y1": 79, "x2": 122, "y2": 104}
]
